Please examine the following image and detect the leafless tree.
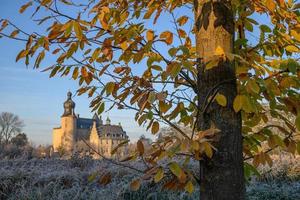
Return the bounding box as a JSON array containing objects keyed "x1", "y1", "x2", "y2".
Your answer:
[{"x1": 0, "y1": 112, "x2": 24, "y2": 144}]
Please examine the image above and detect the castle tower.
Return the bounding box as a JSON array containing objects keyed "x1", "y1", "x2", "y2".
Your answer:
[{"x1": 60, "y1": 91, "x2": 77, "y2": 153}]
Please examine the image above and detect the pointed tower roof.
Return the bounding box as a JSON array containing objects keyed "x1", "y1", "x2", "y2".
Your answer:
[
  {"x1": 93, "y1": 113, "x2": 99, "y2": 121},
  {"x1": 62, "y1": 91, "x2": 76, "y2": 117}
]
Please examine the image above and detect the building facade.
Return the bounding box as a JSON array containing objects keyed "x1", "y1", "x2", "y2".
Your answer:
[{"x1": 52, "y1": 92, "x2": 129, "y2": 158}]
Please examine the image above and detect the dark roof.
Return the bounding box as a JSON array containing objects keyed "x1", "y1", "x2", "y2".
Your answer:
[
  {"x1": 76, "y1": 117, "x2": 127, "y2": 138},
  {"x1": 77, "y1": 118, "x2": 94, "y2": 129},
  {"x1": 97, "y1": 124, "x2": 126, "y2": 136}
]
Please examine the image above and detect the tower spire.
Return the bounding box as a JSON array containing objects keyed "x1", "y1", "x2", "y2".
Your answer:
[{"x1": 62, "y1": 91, "x2": 76, "y2": 116}]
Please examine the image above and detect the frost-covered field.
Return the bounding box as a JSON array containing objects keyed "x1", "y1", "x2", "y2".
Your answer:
[{"x1": 0, "y1": 155, "x2": 299, "y2": 200}]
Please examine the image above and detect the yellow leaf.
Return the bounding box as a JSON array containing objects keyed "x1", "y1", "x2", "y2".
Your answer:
[
  {"x1": 160, "y1": 31, "x2": 173, "y2": 45},
  {"x1": 233, "y1": 95, "x2": 244, "y2": 112},
  {"x1": 130, "y1": 179, "x2": 141, "y2": 191},
  {"x1": 185, "y1": 181, "x2": 194, "y2": 194},
  {"x1": 151, "y1": 121, "x2": 159, "y2": 134},
  {"x1": 146, "y1": 30, "x2": 154, "y2": 41},
  {"x1": 203, "y1": 142, "x2": 213, "y2": 158},
  {"x1": 215, "y1": 93, "x2": 227, "y2": 107},
  {"x1": 215, "y1": 45, "x2": 225, "y2": 56},
  {"x1": 291, "y1": 30, "x2": 300, "y2": 42},
  {"x1": 154, "y1": 168, "x2": 164, "y2": 183},
  {"x1": 120, "y1": 41, "x2": 128, "y2": 50},
  {"x1": 286, "y1": 45, "x2": 299, "y2": 53},
  {"x1": 137, "y1": 140, "x2": 144, "y2": 156}
]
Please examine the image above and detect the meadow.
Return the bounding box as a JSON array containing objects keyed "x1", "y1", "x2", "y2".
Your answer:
[{"x1": 0, "y1": 154, "x2": 299, "y2": 200}]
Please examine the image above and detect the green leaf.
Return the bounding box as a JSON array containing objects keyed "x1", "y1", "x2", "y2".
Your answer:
[
  {"x1": 260, "y1": 25, "x2": 271, "y2": 33},
  {"x1": 88, "y1": 172, "x2": 97, "y2": 182},
  {"x1": 147, "y1": 91, "x2": 156, "y2": 103},
  {"x1": 169, "y1": 162, "x2": 182, "y2": 178},
  {"x1": 168, "y1": 48, "x2": 177, "y2": 57},
  {"x1": 154, "y1": 168, "x2": 164, "y2": 183},
  {"x1": 97, "y1": 102, "x2": 105, "y2": 115}
]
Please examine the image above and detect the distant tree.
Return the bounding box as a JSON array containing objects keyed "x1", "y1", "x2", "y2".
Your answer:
[
  {"x1": 0, "y1": 112, "x2": 24, "y2": 144},
  {"x1": 57, "y1": 145, "x2": 66, "y2": 158},
  {"x1": 11, "y1": 133, "x2": 28, "y2": 147}
]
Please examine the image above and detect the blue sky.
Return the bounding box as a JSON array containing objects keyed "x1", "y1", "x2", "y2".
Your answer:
[
  {"x1": 0, "y1": 1, "x2": 270, "y2": 145},
  {"x1": 0, "y1": 0, "x2": 160, "y2": 145}
]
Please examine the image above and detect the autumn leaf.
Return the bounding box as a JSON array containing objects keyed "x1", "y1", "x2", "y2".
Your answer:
[
  {"x1": 185, "y1": 181, "x2": 194, "y2": 194},
  {"x1": 177, "y1": 16, "x2": 188, "y2": 26},
  {"x1": 146, "y1": 30, "x2": 154, "y2": 41},
  {"x1": 154, "y1": 167, "x2": 164, "y2": 183},
  {"x1": 73, "y1": 21, "x2": 83, "y2": 40},
  {"x1": 10, "y1": 30, "x2": 19, "y2": 38},
  {"x1": 137, "y1": 140, "x2": 144, "y2": 156},
  {"x1": 99, "y1": 172, "x2": 112, "y2": 185},
  {"x1": 105, "y1": 82, "x2": 115, "y2": 95},
  {"x1": 215, "y1": 93, "x2": 227, "y2": 107},
  {"x1": 286, "y1": 45, "x2": 299, "y2": 53},
  {"x1": 215, "y1": 45, "x2": 225, "y2": 56},
  {"x1": 19, "y1": 1, "x2": 33, "y2": 13},
  {"x1": 202, "y1": 142, "x2": 213, "y2": 158},
  {"x1": 233, "y1": 95, "x2": 244, "y2": 112},
  {"x1": 160, "y1": 31, "x2": 173, "y2": 45},
  {"x1": 130, "y1": 179, "x2": 141, "y2": 191},
  {"x1": 151, "y1": 121, "x2": 159, "y2": 134}
]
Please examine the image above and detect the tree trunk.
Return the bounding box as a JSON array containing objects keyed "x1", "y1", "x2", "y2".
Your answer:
[{"x1": 194, "y1": 1, "x2": 245, "y2": 199}]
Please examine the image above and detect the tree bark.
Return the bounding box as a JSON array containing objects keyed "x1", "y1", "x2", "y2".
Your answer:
[{"x1": 194, "y1": 1, "x2": 245, "y2": 199}]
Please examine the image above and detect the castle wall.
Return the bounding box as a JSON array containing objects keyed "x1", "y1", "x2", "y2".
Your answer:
[
  {"x1": 76, "y1": 128, "x2": 90, "y2": 141},
  {"x1": 60, "y1": 116, "x2": 76, "y2": 152},
  {"x1": 52, "y1": 128, "x2": 63, "y2": 152}
]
